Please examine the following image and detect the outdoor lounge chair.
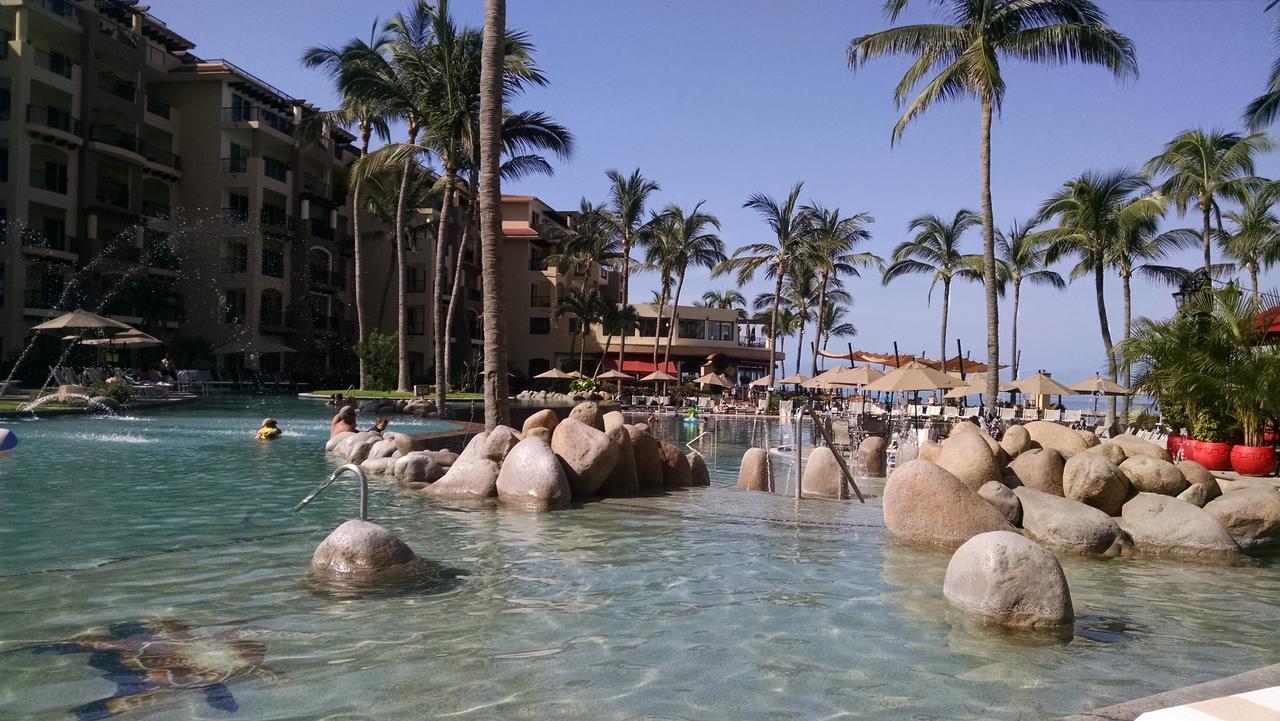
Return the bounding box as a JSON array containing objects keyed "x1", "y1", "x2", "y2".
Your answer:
[
  {"x1": 924, "y1": 405, "x2": 942, "y2": 417},
  {"x1": 1019, "y1": 408, "x2": 1039, "y2": 422},
  {"x1": 1041, "y1": 409, "x2": 1063, "y2": 422},
  {"x1": 1063, "y1": 409, "x2": 1082, "y2": 424},
  {"x1": 943, "y1": 406, "x2": 960, "y2": 418},
  {"x1": 999, "y1": 407, "x2": 1017, "y2": 421}
]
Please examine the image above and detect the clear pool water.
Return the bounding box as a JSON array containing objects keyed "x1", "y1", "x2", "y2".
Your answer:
[{"x1": 1, "y1": 399, "x2": 1278, "y2": 720}]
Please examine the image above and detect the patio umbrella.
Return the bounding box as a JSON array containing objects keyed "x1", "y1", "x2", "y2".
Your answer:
[
  {"x1": 864, "y1": 361, "x2": 964, "y2": 393},
  {"x1": 1009, "y1": 372, "x2": 1072, "y2": 397},
  {"x1": 33, "y1": 309, "x2": 133, "y2": 334},
  {"x1": 944, "y1": 384, "x2": 976, "y2": 399},
  {"x1": 76, "y1": 329, "x2": 163, "y2": 348},
  {"x1": 639, "y1": 369, "x2": 678, "y2": 383},
  {"x1": 838, "y1": 365, "x2": 885, "y2": 386},
  {"x1": 776, "y1": 373, "x2": 808, "y2": 385},
  {"x1": 213, "y1": 336, "x2": 297, "y2": 355},
  {"x1": 1068, "y1": 374, "x2": 1129, "y2": 395},
  {"x1": 692, "y1": 372, "x2": 731, "y2": 387},
  {"x1": 533, "y1": 368, "x2": 574, "y2": 380},
  {"x1": 747, "y1": 374, "x2": 773, "y2": 387},
  {"x1": 566, "y1": 371, "x2": 586, "y2": 379},
  {"x1": 597, "y1": 370, "x2": 635, "y2": 381}
]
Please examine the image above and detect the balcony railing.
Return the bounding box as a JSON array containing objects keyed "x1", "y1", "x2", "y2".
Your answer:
[
  {"x1": 98, "y1": 18, "x2": 140, "y2": 49},
  {"x1": 407, "y1": 277, "x2": 426, "y2": 293},
  {"x1": 105, "y1": 243, "x2": 141, "y2": 262},
  {"x1": 309, "y1": 218, "x2": 333, "y2": 240},
  {"x1": 221, "y1": 105, "x2": 295, "y2": 136},
  {"x1": 262, "y1": 251, "x2": 285, "y2": 278},
  {"x1": 96, "y1": 72, "x2": 137, "y2": 102},
  {"x1": 221, "y1": 256, "x2": 248, "y2": 273},
  {"x1": 141, "y1": 201, "x2": 170, "y2": 218},
  {"x1": 223, "y1": 206, "x2": 250, "y2": 223},
  {"x1": 145, "y1": 95, "x2": 171, "y2": 119},
  {"x1": 260, "y1": 207, "x2": 292, "y2": 230},
  {"x1": 95, "y1": 180, "x2": 130, "y2": 208},
  {"x1": 27, "y1": 105, "x2": 81, "y2": 136},
  {"x1": 24, "y1": 288, "x2": 64, "y2": 309},
  {"x1": 90, "y1": 126, "x2": 140, "y2": 154},
  {"x1": 309, "y1": 266, "x2": 345, "y2": 289},
  {"x1": 24, "y1": 234, "x2": 75, "y2": 253},
  {"x1": 33, "y1": 0, "x2": 80, "y2": 23},
  {"x1": 30, "y1": 168, "x2": 69, "y2": 194},
  {"x1": 34, "y1": 48, "x2": 75, "y2": 79},
  {"x1": 529, "y1": 257, "x2": 548, "y2": 271},
  {"x1": 302, "y1": 173, "x2": 328, "y2": 197},
  {"x1": 142, "y1": 144, "x2": 181, "y2": 170},
  {"x1": 221, "y1": 156, "x2": 249, "y2": 174}
]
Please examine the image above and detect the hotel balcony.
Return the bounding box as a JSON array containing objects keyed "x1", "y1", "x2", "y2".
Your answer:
[
  {"x1": 221, "y1": 256, "x2": 248, "y2": 274},
  {"x1": 308, "y1": 266, "x2": 345, "y2": 291},
  {"x1": 260, "y1": 207, "x2": 292, "y2": 232},
  {"x1": 89, "y1": 126, "x2": 146, "y2": 165},
  {"x1": 26, "y1": 105, "x2": 83, "y2": 147}
]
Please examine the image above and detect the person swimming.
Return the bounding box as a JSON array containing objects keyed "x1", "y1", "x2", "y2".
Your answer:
[
  {"x1": 330, "y1": 407, "x2": 358, "y2": 437},
  {"x1": 368, "y1": 417, "x2": 389, "y2": 435},
  {"x1": 256, "y1": 418, "x2": 282, "y2": 440}
]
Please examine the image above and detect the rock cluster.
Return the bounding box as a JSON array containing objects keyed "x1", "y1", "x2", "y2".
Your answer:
[
  {"x1": 515, "y1": 389, "x2": 614, "y2": 404},
  {"x1": 325, "y1": 401, "x2": 704, "y2": 509}
]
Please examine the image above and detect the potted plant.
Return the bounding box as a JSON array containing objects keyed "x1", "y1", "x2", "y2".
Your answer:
[
  {"x1": 1191, "y1": 409, "x2": 1233, "y2": 471},
  {"x1": 1224, "y1": 344, "x2": 1280, "y2": 476}
]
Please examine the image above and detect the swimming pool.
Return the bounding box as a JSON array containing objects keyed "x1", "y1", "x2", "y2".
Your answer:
[{"x1": 1, "y1": 399, "x2": 1278, "y2": 720}]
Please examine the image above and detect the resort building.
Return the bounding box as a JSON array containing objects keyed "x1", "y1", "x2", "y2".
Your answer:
[{"x1": 0, "y1": 0, "x2": 359, "y2": 379}]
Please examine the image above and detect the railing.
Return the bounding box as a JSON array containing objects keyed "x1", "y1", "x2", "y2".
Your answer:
[
  {"x1": 90, "y1": 125, "x2": 140, "y2": 154},
  {"x1": 27, "y1": 105, "x2": 81, "y2": 136},
  {"x1": 529, "y1": 258, "x2": 548, "y2": 271},
  {"x1": 141, "y1": 201, "x2": 170, "y2": 218},
  {"x1": 23, "y1": 234, "x2": 74, "y2": 253},
  {"x1": 220, "y1": 105, "x2": 295, "y2": 136},
  {"x1": 105, "y1": 243, "x2": 141, "y2": 262},
  {"x1": 222, "y1": 105, "x2": 253, "y2": 123},
  {"x1": 98, "y1": 18, "x2": 140, "y2": 49},
  {"x1": 95, "y1": 180, "x2": 130, "y2": 208},
  {"x1": 260, "y1": 207, "x2": 292, "y2": 230},
  {"x1": 263, "y1": 158, "x2": 289, "y2": 182},
  {"x1": 531, "y1": 295, "x2": 552, "y2": 309},
  {"x1": 309, "y1": 218, "x2": 333, "y2": 240},
  {"x1": 223, "y1": 206, "x2": 250, "y2": 223},
  {"x1": 34, "y1": 48, "x2": 75, "y2": 79},
  {"x1": 302, "y1": 173, "x2": 328, "y2": 197},
  {"x1": 96, "y1": 72, "x2": 137, "y2": 102},
  {"x1": 309, "y1": 266, "x2": 345, "y2": 289},
  {"x1": 33, "y1": 0, "x2": 80, "y2": 23},
  {"x1": 221, "y1": 156, "x2": 249, "y2": 173},
  {"x1": 406, "y1": 277, "x2": 426, "y2": 293},
  {"x1": 24, "y1": 288, "x2": 63, "y2": 309},
  {"x1": 30, "y1": 167, "x2": 69, "y2": 194},
  {"x1": 311, "y1": 314, "x2": 340, "y2": 332},
  {"x1": 260, "y1": 309, "x2": 284, "y2": 326},
  {"x1": 221, "y1": 256, "x2": 248, "y2": 273},
  {"x1": 145, "y1": 95, "x2": 171, "y2": 119},
  {"x1": 262, "y1": 251, "x2": 285, "y2": 278},
  {"x1": 739, "y1": 337, "x2": 766, "y2": 348},
  {"x1": 142, "y1": 144, "x2": 181, "y2": 170}
]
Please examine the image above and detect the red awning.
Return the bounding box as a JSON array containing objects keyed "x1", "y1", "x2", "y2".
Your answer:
[
  {"x1": 1260, "y1": 306, "x2": 1280, "y2": 337},
  {"x1": 609, "y1": 359, "x2": 678, "y2": 374}
]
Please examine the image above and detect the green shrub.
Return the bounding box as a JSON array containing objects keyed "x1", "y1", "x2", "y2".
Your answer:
[
  {"x1": 353, "y1": 333, "x2": 397, "y2": 391},
  {"x1": 568, "y1": 378, "x2": 599, "y2": 394},
  {"x1": 90, "y1": 379, "x2": 132, "y2": 404}
]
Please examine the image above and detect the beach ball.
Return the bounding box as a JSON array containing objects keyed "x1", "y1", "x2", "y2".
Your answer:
[{"x1": 0, "y1": 428, "x2": 16, "y2": 453}]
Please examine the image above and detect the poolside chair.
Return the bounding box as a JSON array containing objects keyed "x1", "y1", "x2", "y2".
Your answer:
[
  {"x1": 1019, "y1": 408, "x2": 1039, "y2": 422},
  {"x1": 1063, "y1": 409, "x2": 1083, "y2": 425},
  {"x1": 999, "y1": 407, "x2": 1017, "y2": 421},
  {"x1": 1041, "y1": 409, "x2": 1063, "y2": 422},
  {"x1": 943, "y1": 406, "x2": 960, "y2": 419},
  {"x1": 925, "y1": 405, "x2": 942, "y2": 417}
]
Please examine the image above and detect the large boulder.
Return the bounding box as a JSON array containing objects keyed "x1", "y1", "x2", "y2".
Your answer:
[
  {"x1": 951, "y1": 422, "x2": 1008, "y2": 465},
  {"x1": 600, "y1": 424, "x2": 639, "y2": 497},
  {"x1": 1177, "y1": 483, "x2": 1211, "y2": 507},
  {"x1": 1014, "y1": 486, "x2": 1130, "y2": 556},
  {"x1": 360, "y1": 457, "x2": 398, "y2": 476},
  {"x1": 496, "y1": 437, "x2": 571, "y2": 510},
  {"x1": 602, "y1": 410, "x2": 626, "y2": 432},
  {"x1": 346, "y1": 437, "x2": 381, "y2": 465},
  {"x1": 1024, "y1": 420, "x2": 1090, "y2": 454},
  {"x1": 627, "y1": 425, "x2": 664, "y2": 492},
  {"x1": 478, "y1": 426, "x2": 522, "y2": 463},
  {"x1": 859, "y1": 436, "x2": 887, "y2": 477},
  {"x1": 1119, "y1": 493, "x2": 1239, "y2": 560},
  {"x1": 1177, "y1": 460, "x2": 1221, "y2": 502},
  {"x1": 426, "y1": 457, "x2": 500, "y2": 498},
  {"x1": 1000, "y1": 425, "x2": 1034, "y2": 459},
  {"x1": 551, "y1": 418, "x2": 620, "y2": 498},
  {"x1": 737, "y1": 447, "x2": 771, "y2": 492},
  {"x1": 1076, "y1": 430, "x2": 1101, "y2": 448},
  {"x1": 393, "y1": 452, "x2": 449, "y2": 485},
  {"x1": 568, "y1": 401, "x2": 605, "y2": 431},
  {"x1": 1062, "y1": 452, "x2": 1132, "y2": 516},
  {"x1": 978, "y1": 481, "x2": 1022, "y2": 526},
  {"x1": 1203, "y1": 486, "x2": 1280, "y2": 550},
  {"x1": 687, "y1": 451, "x2": 711, "y2": 487},
  {"x1": 937, "y1": 431, "x2": 1000, "y2": 492},
  {"x1": 383, "y1": 431, "x2": 414, "y2": 456},
  {"x1": 918, "y1": 440, "x2": 943, "y2": 464},
  {"x1": 365, "y1": 439, "x2": 399, "y2": 461},
  {"x1": 801, "y1": 446, "x2": 846, "y2": 499},
  {"x1": 1109, "y1": 433, "x2": 1172, "y2": 462},
  {"x1": 943, "y1": 531, "x2": 1073, "y2": 629},
  {"x1": 1006, "y1": 448, "x2": 1066, "y2": 496},
  {"x1": 882, "y1": 460, "x2": 1015, "y2": 548},
  {"x1": 1085, "y1": 442, "x2": 1126, "y2": 466},
  {"x1": 310, "y1": 519, "x2": 420, "y2": 578},
  {"x1": 1119, "y1": 456, "x2": 1188, "y2": 496},
  {"x1": 326, "y1": 431, "x2": 356, "y2": 453},
  {"x1": 521, "y1": 408, "x2": 559, "y2": 436},
  {"x1": 658, "y1": 441, "x2": 694, "y2": 488},
  {"x1": 525, "y1": 427, "x2": 552, "y2": 444}
]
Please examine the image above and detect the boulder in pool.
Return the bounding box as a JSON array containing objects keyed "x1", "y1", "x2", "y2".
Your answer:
[
  {"x1": 1203, "y1": 486, "x2": 1280, "y2": 550},
  {"x1": 496, "y1": 437, "x2": 571, "y2": 510},
  {"x1": 326, "y1": 431, "x2": 356, "y2": 453},
  {"x1": 551, "y1": 418, "x2": 619, "y2": 498},
  {"x1": 1119, "y1": 456, "x2": 1188, "y2": 496},
  {"x1": 859, "y1": 436, "x2": 887, "y2": 477},
  {"x1": 521, "y1": 408, "x2": 559, "y2": 436},
  {"x1": 89, "y1": 396, "x2": 120, "y2": 413},
  {"x1": 310, "y1": 519, "x2": 420, "y2": 578},
  {"x1": 1076, "y1": 430, "x2": 1101, "y2": 449},
  {"x1": 918, "y1": 440, "x2": 943, "y2": 464},
  {"x1": 1177, "y1": 460, "x2": 1221, "y2": 502},
  {"x1": 1013, "y1": 485, "x2": 1129, "y2": 556},
  {"x1": 688, "y1": 451, "x2": 711, "y2": 487},
  {"x1": 1024, "y1": 420, "x2": 1090, "y2": 454},
  {"x1": 937, "y1": 431, "x2": 1000, "y2": 492},
  {"x1": 1006, "y1": 448, "x2": 1066, "y2": 496},
  {"x1": 943, "y1": 531, "x2": 1073, "y2": 629},
  {"x1": 1062, "y1": 452, "x2": 1131, "y2": 516},
  {"x1": 659, "y1": 441, "x2": 694, "y2": 488},
  {"x1": 978, "y1": 481, "x2": 1022, "y2": 526},
  {"x1": 627, "y1": 425, "x2": 664, "y2": 492},
  {"x1": 426, "y1": 457, "x2": 500, "y2": 499},
  {"x1": 359, "y1": 457, "x2": 398, "y2": 476},
  {"x1": 600, "y1": 424, "x2": 639, "y2": 497},
  {"x1": 737, "y1": 448, "x2": 771, "y2": 492},
  {"x1": 882, "y1": 460, "x2": 1015, "y2": 548},
  {"x1": 1000, "y1": 424, "x2": 1034, "y2": 459},
  {"x1": 394, "y1": 452, "x2": 449, "y2": 485},
  {"x1": 568, "y1": 401, "x2": 605, "y2": 431},
  {"x1": 365, "y1": 439, "x2": 399, "y2": 461},
  {"x1": 1109, "y1": 433, "x2": 1172, "y2": 462},
  {"x1": 1119, "y1": 493, "x2": 1239, "y2": 560},
  {"x1": 801, "y1": 446, "x2": 846, "y2": 499},
  {"x1": 602, "y1": 410, "x2": 626, "y2": 432}
]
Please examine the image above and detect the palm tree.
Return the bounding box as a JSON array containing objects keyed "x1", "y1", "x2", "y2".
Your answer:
[
  {"x1": 801, "y1": 204, "x2": 880, "y2": 375},
  {"x1": 604, "y1": 168, "x2": 660, "y2": 386},
  {"x1": 750, "y1": 307, "x2": 803, "y2": 371},
  {"x1": 545, "y1": 200, "x2": 619, "y2": 291},
  {"x1": 592, "y1": 303, "x2": 640, "y2": 377},
  {"x1": 301, "y1": 26, "x2": 393, "y2": 389},
  {"x1": 818, "y1": 303, "x2": 858, "y2": 350},
  {"x1": 1220, "y1": 187, "x2": 1280, "y2": 295},
  {"x1": 553, "y1": 286, "x2": 605, "y2": 375},
  {"x1": 699, "y1": 289, "x2": 746, "y2": 311},
  {"x1": 849, "y1": 0, "x2": 1137, "y2": 413},
  {"x1": 1037, "y1": 169, "x2": 1162, "y2": 421},
  {"x1": 1144, "y1": 129, "x2": 1275, "y2": 273},
  {"x1": 636, "y1": 211, "x2": 678, "y2": 370},
  {"x1": 995, "y1": 220, "x2": 1064, "y2": 379},
  {"x1": 882, "y1": 209, "x2": 983, "y2": 373},
  {"x1": 1245, "y1": 19, "x2": 1280, "y2": 131},
  {"x1": 651, "y1": 203, "x2": 724, "y2": 373},
  {"x1": 478, "y1": 0, "x2": 507, "y2": 428},
  {"x1": 715, "y1": 182, "x2": 809, "y2": 386}
]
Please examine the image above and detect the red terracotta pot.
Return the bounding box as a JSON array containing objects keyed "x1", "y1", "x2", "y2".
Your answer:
[
  {"x1": 1167, "y1": 434, "x2": 1185, "y2": 459},
  {"x1": 1230, "y1": 445, "x2": 1278, "y2": 477},
  {"x1": 1182, "y1": 439, "x2": 1201, "y2": 464},
  {"x1": 1195, "y1": 441, "x2": 1233, "y2": 472},
  {"x1": 1266, "y1": 428, "x2": 1278, "y2": 444}
]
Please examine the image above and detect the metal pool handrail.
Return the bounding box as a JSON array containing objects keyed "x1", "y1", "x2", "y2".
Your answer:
[{"x1": 293, "y1": 464, "x2": 368, "y2": 521}]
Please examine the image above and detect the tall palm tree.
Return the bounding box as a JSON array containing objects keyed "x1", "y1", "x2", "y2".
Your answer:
[
  {"x1": 604, "y1": 169, "x2": 660, "y2": 386},
  {"x1": 1220, "y1": 187, "x2": 1280, "y2": 295},
  {"x1": 715, "y1": 182, "x2": 809, "y2": 386},
  {"x1": 882, "y1": 209, "x2": 983, "y2": 372},
  {"x1": 801, "y1": 204, "x2": 880, "y2": 375},
  {"x1": 478, "y1": 0, "x2": 508, "y2": 428},
  {"x1": 652, "y1": 203, "x2": 724, "y2": 373},
  {"x1": 1245, "y1": 19, "x2": 1280, "y2": 131},
  {"x1": 818, "y1": 303, "x2": 858, "y2": 350},
  {"x1": 750, "y1": 307, "x2": 803, "y2": 371},
  {"x1": 699, "y1": 289, "x2": 746, "y2": 311},
  {"x1": 1037, "y1": 169, "x2": 1163, "y2": 421},
  {"x1": 849, "y1": 0, "x2": 1137, "y2": 413},
  {"x1": 301, "y1": 26, "x2": 393, "y2": 389},
  {"x1": 636, "y1": 211, "x2": 678, "y2": 370},
  {"x1": 1144, "y1": 129, "x2": 1275, "y2": 273},
  {"x1": 545, "y1": 200, "x2": 619, "y2": 291},
  {"x1": 553, "y1": 285, "x2": 605, "y2": 375},
  {"x1": 996, "y1": 220, "x2": 1064, "y2": 379},
  {"x1": 592, "y1": 303, "x2": 640, "y2": 377}
]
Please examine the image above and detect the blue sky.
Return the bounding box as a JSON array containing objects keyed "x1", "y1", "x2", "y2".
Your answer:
[{"x1": 155, "y1": 0, "x2": 1280, "y2": 380}]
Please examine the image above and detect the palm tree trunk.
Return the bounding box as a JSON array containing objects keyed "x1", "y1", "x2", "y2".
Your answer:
[
  {"x1": 663, "y1": 270, "x2": 687, "y2": 371},
  {"x1": 1252, "y1": 267, "x2": 1260, "y2": 297},
  {"x1": 1121, "y1": 272, "x2": 1132, "y2": 422},
  {"x1": 594, "y1": 332, "x2": 613, "y2": 376},
  {"x1": 479, "y1": 0, "x2": 509, "y2": 429},
  {"x1": 768, "y1": 262, "x2": 784, "y2": 387},
  {"x1": 441, "y1": 209, "x2": 472, "y2": 401},
  {"x1": 794, "y1": 305, "x2": 806, "y2": 376},
  {"x1": 1011, "y1": 279, "x2": 1021, "y2": 380},
  {"x1": 652, "y1": 285, "x2": 667, "y2": 370},
  {"x1": 352, "y1": 125, "x2": 371, "y2": 389},
  {"x1": 432, "y1": 168, "x2": 456, "y2": 414},
  {"x1": 1094, "y1": 264, "x2": 1118, "y2": 422},
  {"x1": 617, "y1": 237, "x2": 631, "y2": 390},
  {"x1": 392, "y1": 127, "x2": 417, "y2": 393},
  {"x1": 1201, "y1": 203, "x2": 1213, "y2": 273},
  {"x1": 980, "y1": 93, "x2": 1000, "y2": 416},
  {"x1": 940, "y1": 278, "x2": 950, "y2": 379},
  {"x1": 811, "y1": 271, "x2": 829, "y2": 377},
  {"x1": 577, "y1": 330, "x2": 585, "y2": 375}
]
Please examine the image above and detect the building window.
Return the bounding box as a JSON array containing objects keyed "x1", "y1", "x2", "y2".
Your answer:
[
  {"x1": 263, "y1": 156, "x2": 288, "y2": 182},
  {"x1": 226, "y1": 192, "x2": 249, "y2": 221},
  {"x1": 261, "y1": 237, "x2": 285, "y2": 278},
  {"x1": 529, "y1": 246, "x2": 547, "y2": 271},
  {"x1": 708, "y1": 320, "x2": 735, "y2": 342},
  {"x1": 223, "y1": 289, "x2": 246, "y2": 324},
  {"x1": 259, "y1": 290, "x2": 283, "y2": 325},
  {"x1": 529, "y1": 317, "x2": 551, "y2": 335},
  {"x1": 567, "y1": 318, "x2": 581, "y2": 335},
  {"x1": 678, "y1": 318, "x2": 705, "y2": 339},
  {"x1": 408, "y1": 306, "x2": 425, "y2": 335},
  {"x1": 530, "y1": 282, "x2": 551, "y2": 308},
  {"x1": 406, "y1": 265, "x2": 426, "y2": 293},
  {"x1": 230, "y1": 94, "x2": 252, "y2": 122}
]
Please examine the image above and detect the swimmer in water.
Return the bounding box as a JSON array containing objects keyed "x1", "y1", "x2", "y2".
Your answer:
[{"x1": 256, "y1": 418, "x2": 282, "y2": 440}]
